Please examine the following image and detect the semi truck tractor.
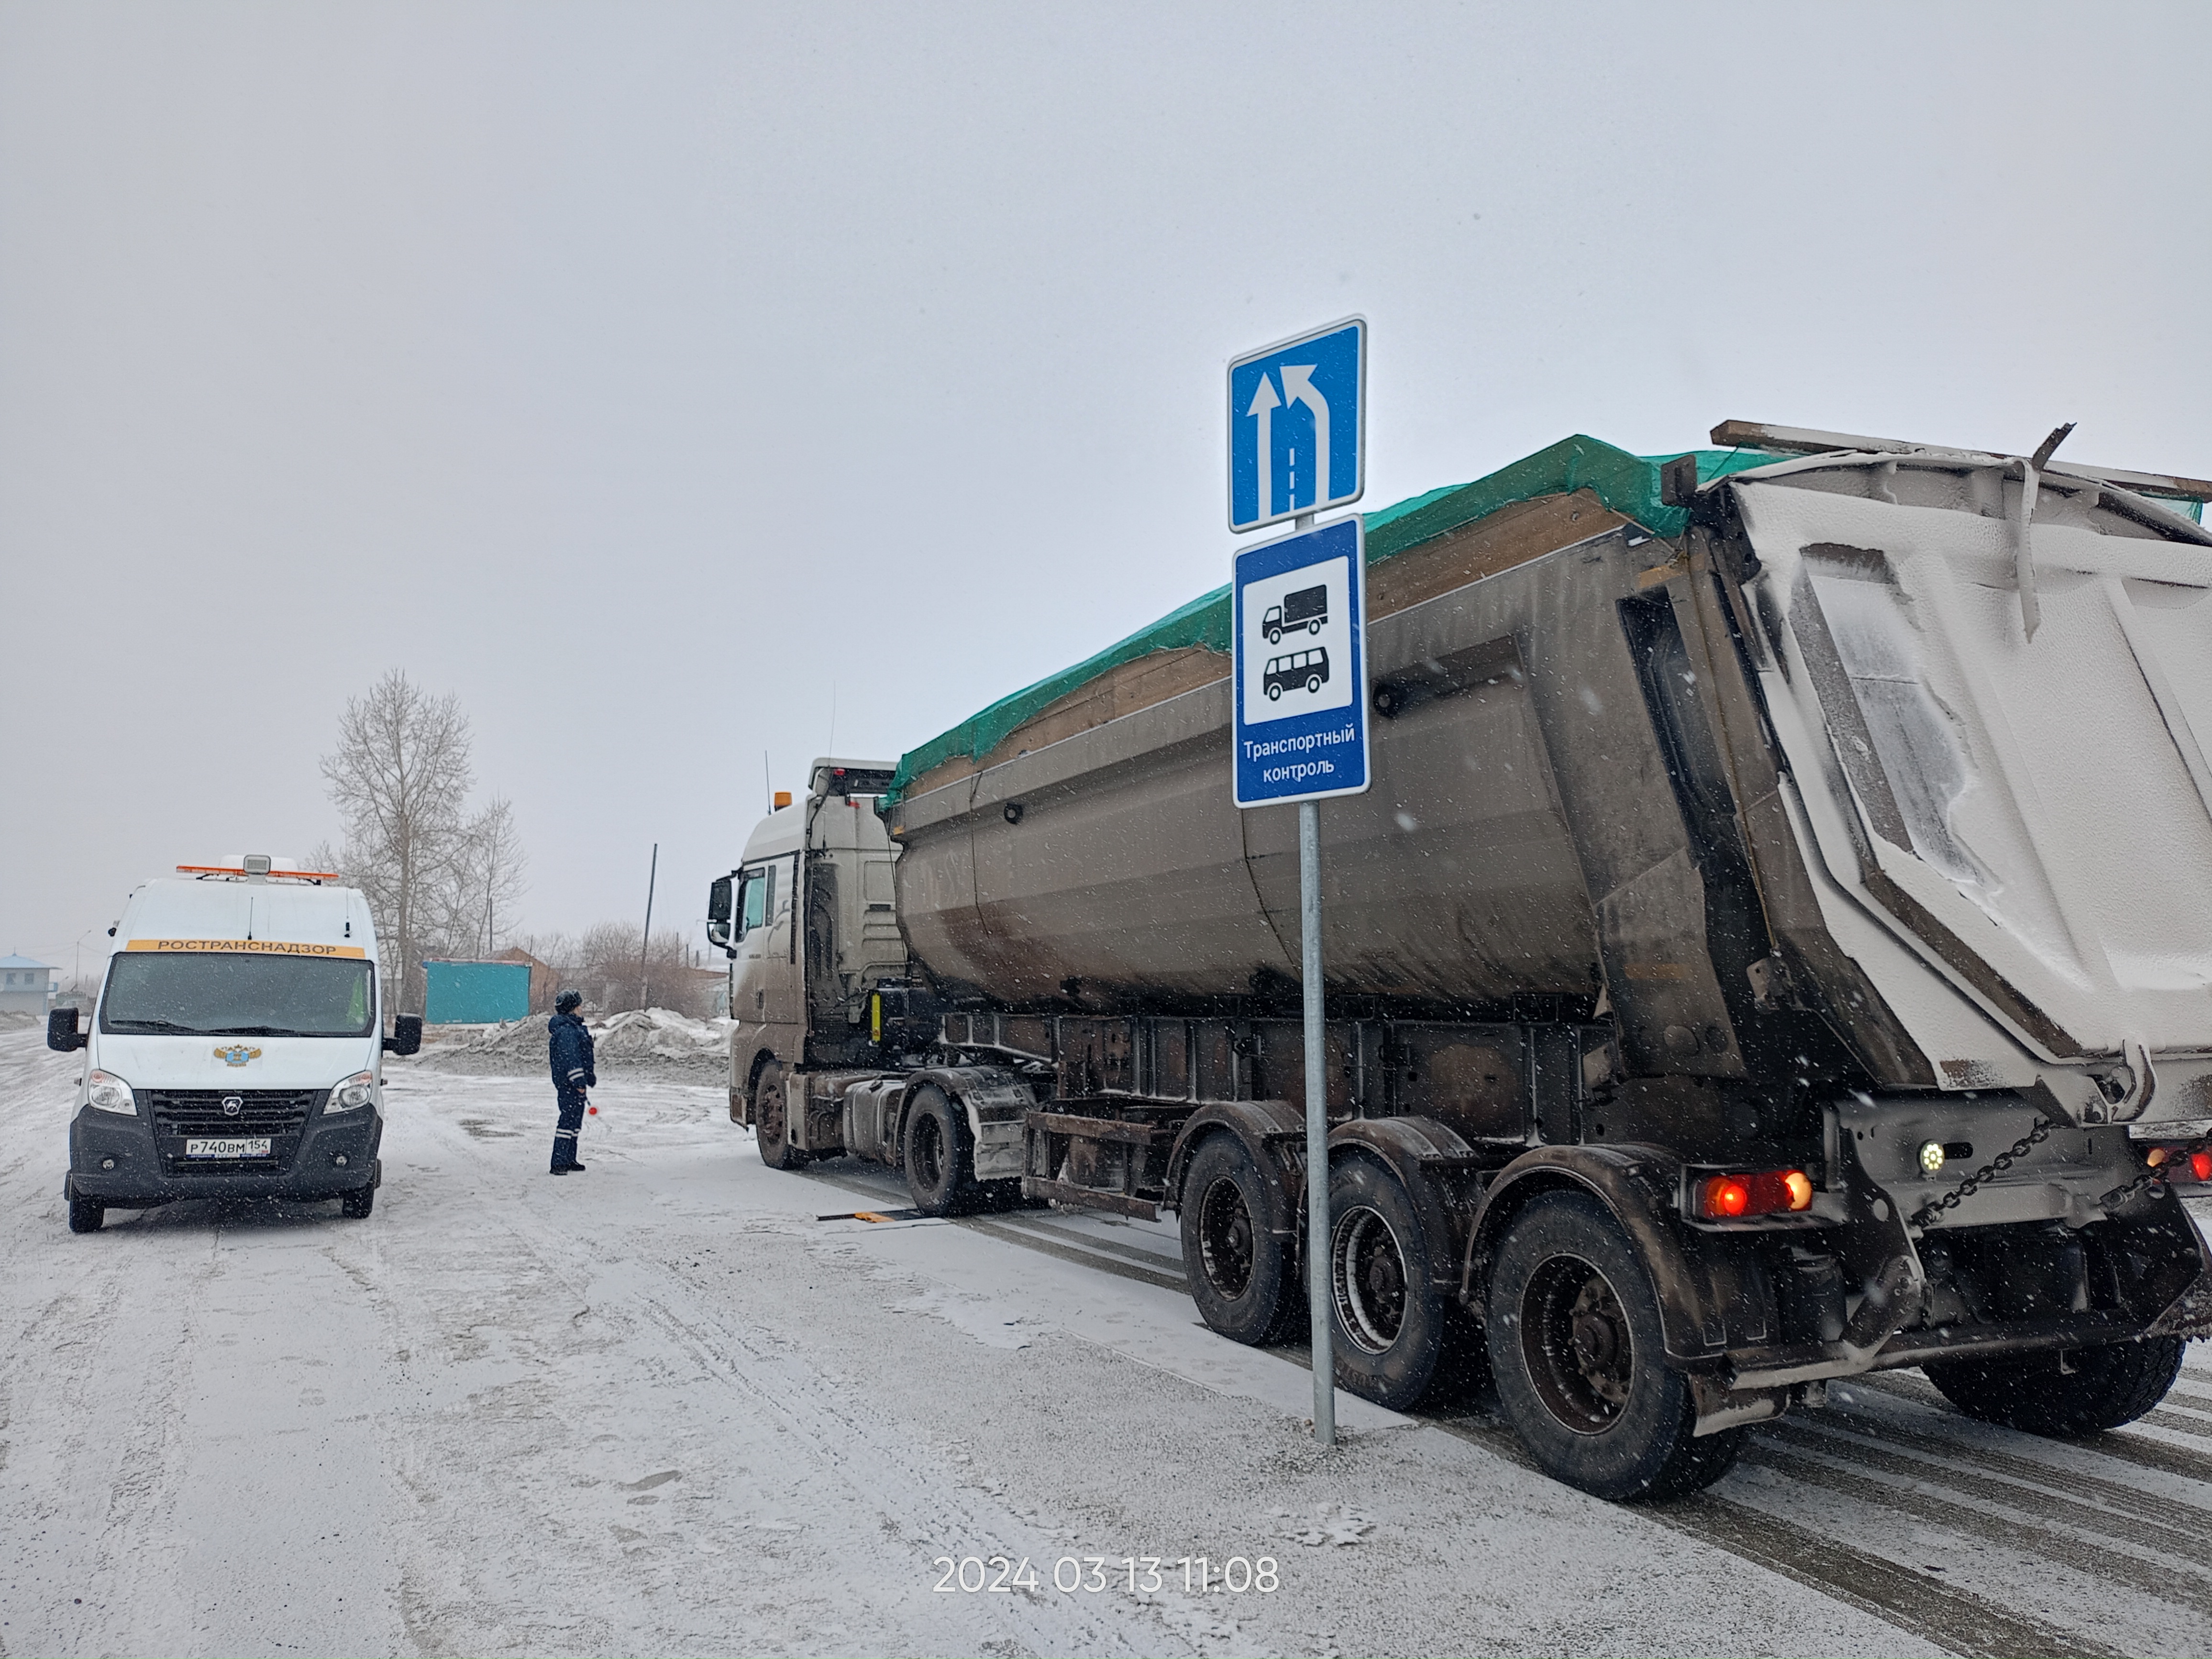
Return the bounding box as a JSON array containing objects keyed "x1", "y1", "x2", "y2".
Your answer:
[{"x1": 710, "y1": 423, "x2": 2212, "y2": 1500}]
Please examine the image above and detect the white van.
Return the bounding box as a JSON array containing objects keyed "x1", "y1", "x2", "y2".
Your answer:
[{"x1": 49, "y1": 856, "x2": 422, "y2": 1233}]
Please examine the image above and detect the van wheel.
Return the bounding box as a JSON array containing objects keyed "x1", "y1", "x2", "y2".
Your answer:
[
  {"x1": 1181, "y1": 1134, "x2": 1299, "y2": 1345},
  {"x1": 1486, "y1": 1190, "x2": 1742, "y2": 1500},
  {"x1": 68, "y1": 1195, "x2": 104, "y2": 1234},
  {"x1": 903, "y1": 1085, "x2": 970, "y2": 1216},
  {"x1": 1926, "y1": 1337, "x2": 2185, "y2": 1437},
  {"x1": 340, "y1": 1185, "x2": 375, "y2": 1220},
  {"x1": 1306, "y1": 674, "x2": 1322, "y2": 695},
  {"x1": 755, "y1": 1062, "x2": 805, "y2": 1170},
  {"x1": 1327, "y1": 1157, "x2": 1449, "y2": 1408},
  {"x1": 1266, "y1": 684, "x2": 1282, "y2": 701}
]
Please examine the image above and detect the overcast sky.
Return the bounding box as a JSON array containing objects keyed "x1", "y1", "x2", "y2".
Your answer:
[{"x1": 4, "y1": 1, "x2": 2208, "y2": 983}]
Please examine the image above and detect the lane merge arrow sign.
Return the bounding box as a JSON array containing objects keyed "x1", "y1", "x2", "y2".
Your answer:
[{"x1": 1228, "y1": 317, "x2": 1365, "y2": 533}]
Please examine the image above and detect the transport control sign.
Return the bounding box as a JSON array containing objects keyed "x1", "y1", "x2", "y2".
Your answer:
[
  {"x1": 1232, "y1": 517, "x2": 1369, "y2": 807},
  {"x1": 1228, "y1": 317, "x2": 1366, "y2": 532}
]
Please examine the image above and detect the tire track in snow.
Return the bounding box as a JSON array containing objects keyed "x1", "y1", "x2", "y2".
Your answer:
[{"x1": 410, "y1": 1106, "x2": 1219, "y2": 1659}]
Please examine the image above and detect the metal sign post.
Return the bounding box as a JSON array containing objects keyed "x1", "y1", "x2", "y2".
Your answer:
[{"x1": 1297, "y1": 793, "x2": 1331, "y2": 1444}]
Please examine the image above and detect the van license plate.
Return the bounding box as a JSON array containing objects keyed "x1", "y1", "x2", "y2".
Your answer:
[{"x1": 185, "y1": 1138, "x2": 272, "y2": 1159}]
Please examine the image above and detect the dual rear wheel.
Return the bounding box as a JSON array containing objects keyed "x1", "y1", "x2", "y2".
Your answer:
[{"x1": 1178, "y1": 1147, "x2": 1738, "y2": 1500}]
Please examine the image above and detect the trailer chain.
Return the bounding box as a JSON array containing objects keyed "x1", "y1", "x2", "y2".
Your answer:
[
  {"x1": 1909, "y1": 1114, "x2": 2064, "y2": 1230},
  {"x1": 2095, "y1": 1128, "x2": 2212, "y2": 1215}
]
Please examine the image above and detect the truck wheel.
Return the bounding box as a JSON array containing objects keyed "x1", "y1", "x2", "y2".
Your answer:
[
  {"x1": 1308, "y1": 619, "x2": 1322, "y2": 635},
  {"x1": 755, "y1": 1062, "x2": 806, "y2": 1171},
  {"x1": 1266, "y1": 626, "x2": 1282, "y2": 644},
  {"x1": 340, "y1": 1185, "x2": 375, "y2": 1220},
  {"x1": 1181, "y1": 1134, "x2": 1298, "y2": 1345},
  {"x1": 68, "y1": 1195, "x2": 105, "y2": 1234},
  {"x1": 1327, "y1": 1157, "x2": 1449, "y2": 1408},
  {"x1": 1925, "y1": 1336, "x2": 2185, "y2": 1437},
  {"x1": 1486, "y1": 1190, "x2": 1743, "y2": 1500},
  {"x1": 903, "y1": 1085, "x2": 972, "y2": 1216}
]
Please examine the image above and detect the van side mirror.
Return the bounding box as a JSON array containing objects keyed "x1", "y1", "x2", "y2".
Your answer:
[
  {"x1": 383, "y1": 1013, "x2": 423, "y2": 1056},
  {"x1": 47, "y1": 1006, "x2": 88, "y2": 1052}
]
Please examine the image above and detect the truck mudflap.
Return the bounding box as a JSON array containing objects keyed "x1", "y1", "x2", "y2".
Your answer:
[{"x1": 899, "y1": 1066, "x2": 1034, "y2": 1183}]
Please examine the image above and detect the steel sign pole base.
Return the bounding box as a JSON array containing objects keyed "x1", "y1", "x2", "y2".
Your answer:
[{"x1": 1300, "y1": 796, "x2": 1335, "y2": 1448}]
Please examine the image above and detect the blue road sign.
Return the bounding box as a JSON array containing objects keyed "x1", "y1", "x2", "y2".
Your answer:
[
  {"x1": 1232, "y1": 517, "x2": 1369, "y2": 807},
  {"x1": 1228, "y1": 317, "x2": 1366, "y2": 533}
]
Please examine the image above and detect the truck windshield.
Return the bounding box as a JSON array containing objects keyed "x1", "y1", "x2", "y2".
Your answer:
[{"x1": 100, "y1": 953, "x2": 376, "y2": 1038}]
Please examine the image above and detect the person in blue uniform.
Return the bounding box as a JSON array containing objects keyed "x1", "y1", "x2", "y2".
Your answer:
[{"x1": 547, "y1": 989, "x2": 596, "y2": 1174}]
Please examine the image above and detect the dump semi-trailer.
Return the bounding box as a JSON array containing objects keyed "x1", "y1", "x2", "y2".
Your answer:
[{"x1": 711, "y1": 425, "x2": 2212, "y2": 1500}]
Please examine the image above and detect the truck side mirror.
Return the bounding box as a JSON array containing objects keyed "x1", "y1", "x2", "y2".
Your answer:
[
  {"x1": 47, "y1": 1006, "x2": 88, "y2": 1052},
  {"x1": 708, "y1": 875, "x2": 737, "y2": 957},
  {"x1": 383, "y1": 1013, "x2": 423, "y2": 1056}
]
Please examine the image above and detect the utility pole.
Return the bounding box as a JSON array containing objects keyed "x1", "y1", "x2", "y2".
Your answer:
[{"x1": 638, "y1": 842, "x2": 659, "y2": 1011}]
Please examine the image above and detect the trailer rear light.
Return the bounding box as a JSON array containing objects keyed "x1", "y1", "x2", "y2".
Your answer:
[
  {"x1": 1703, "y1": 1176, "x2": 1750, "y2": 1217},
  {"x1": 2146, "y1": 1147, "x2": 2212, "y2": 1183},
  {"x1": 1695, "y1": 1170, "x2": 1814, "y2": 1220}
]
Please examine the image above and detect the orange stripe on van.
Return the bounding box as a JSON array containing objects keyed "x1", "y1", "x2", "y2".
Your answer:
[{"x1": 125, "y1": 939, "x2": 368, "y2": 958}]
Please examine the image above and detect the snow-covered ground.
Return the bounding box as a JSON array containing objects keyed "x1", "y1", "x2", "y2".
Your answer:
[{"x1": 5, "y1": 1024, "x2": 2212, "y2": 1658}]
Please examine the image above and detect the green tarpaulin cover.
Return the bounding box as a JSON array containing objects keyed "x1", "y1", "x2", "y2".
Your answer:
[{"x1": 879, "y1": 435, "x2": 1788, "y2": 807}]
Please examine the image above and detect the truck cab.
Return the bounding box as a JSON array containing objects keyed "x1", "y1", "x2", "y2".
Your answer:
[
  {"x1": 50, "y1": 856, "x2": 421, "y2": 1233},
  {"x1": 709, "y1": 759, "x2": 905, "y2": 1128}
]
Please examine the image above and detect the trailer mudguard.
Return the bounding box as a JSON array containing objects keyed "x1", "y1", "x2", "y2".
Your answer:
[
  {"x1": 1163, "y1": 1099, "x2": 1305, "y2": 1233},
  {"x1": 1327, "y1": 1117, "x2": 1488, "y2": 1292},
  {"x1": 1463, "y1": 1143, "x2": 1769, "y2": 1364}
]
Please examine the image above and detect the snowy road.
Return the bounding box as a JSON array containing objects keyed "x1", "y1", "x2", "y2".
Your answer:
[{"x1": 4, "y1": 1026, "x2": 2211, "y2": 1658}]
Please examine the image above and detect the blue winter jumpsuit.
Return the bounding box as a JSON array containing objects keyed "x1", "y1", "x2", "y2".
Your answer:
[{"x1": 547, "y1": 1012, "x2": 597, "y2": 1171}]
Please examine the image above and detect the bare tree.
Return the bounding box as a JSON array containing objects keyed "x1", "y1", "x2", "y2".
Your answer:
[
  {"x1": 567, "y1": 923, "x2": 709, "y2": 1017},
  {"x1": 439, "y1": 796, "x2": 528, "y2": 958},
  {"x1": 320, "y1": 671, "x2": 476, "y2": 1016}
]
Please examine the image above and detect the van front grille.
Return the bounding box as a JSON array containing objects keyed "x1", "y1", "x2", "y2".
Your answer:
[
  {"x1": 145, "y1": 1089, "x2": 321, "y2": 1174},
  {"x1": 146, "y1": 1089, "x2": 318, "y2": 1133}
]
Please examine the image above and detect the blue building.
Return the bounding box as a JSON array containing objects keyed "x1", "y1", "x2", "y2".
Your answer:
[
  {"x1": 423, "y1": 958, "x2": 533, "y2": 1025},
  {"x1": 0, "y1": 955, "x2": 58, "y2": 1017}
]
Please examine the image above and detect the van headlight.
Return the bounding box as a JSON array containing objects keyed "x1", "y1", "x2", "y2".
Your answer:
[
  {"x1": 327, "y1": 1072, "x2": 376, "y2": 1113},
  {"x1": 86, "y1": 1070, "x2": 137, "y2": 1115}
]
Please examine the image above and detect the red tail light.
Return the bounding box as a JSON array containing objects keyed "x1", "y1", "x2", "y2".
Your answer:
[
  {"x1": 1696, "y1": 1170, "x2": 1814, "y2": 1220},
  {"x1": 2147, "y1": 1147, "x2": 2212, "y2": 1184}
]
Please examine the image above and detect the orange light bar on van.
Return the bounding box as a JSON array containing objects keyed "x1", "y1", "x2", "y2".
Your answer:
[
  {"x1": 1696, "y1": 1169, "x2": 1815, "y2": 1220},
  {"x1": 176, "y1": 863, "x2": 340, "y2": 880}
]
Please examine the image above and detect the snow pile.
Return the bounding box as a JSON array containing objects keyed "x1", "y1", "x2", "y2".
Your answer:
[
  {"x1": 411, "y1": 1008, "x2": 731, "y2": 1079},
  {"x1": 593, "y1": 1008, "x2": 731, "y2": 1072}
]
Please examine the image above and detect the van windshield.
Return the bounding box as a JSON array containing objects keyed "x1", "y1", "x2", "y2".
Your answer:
[{"x1": 100, "y1": 953, "x2": 376, "y2": 1038}]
